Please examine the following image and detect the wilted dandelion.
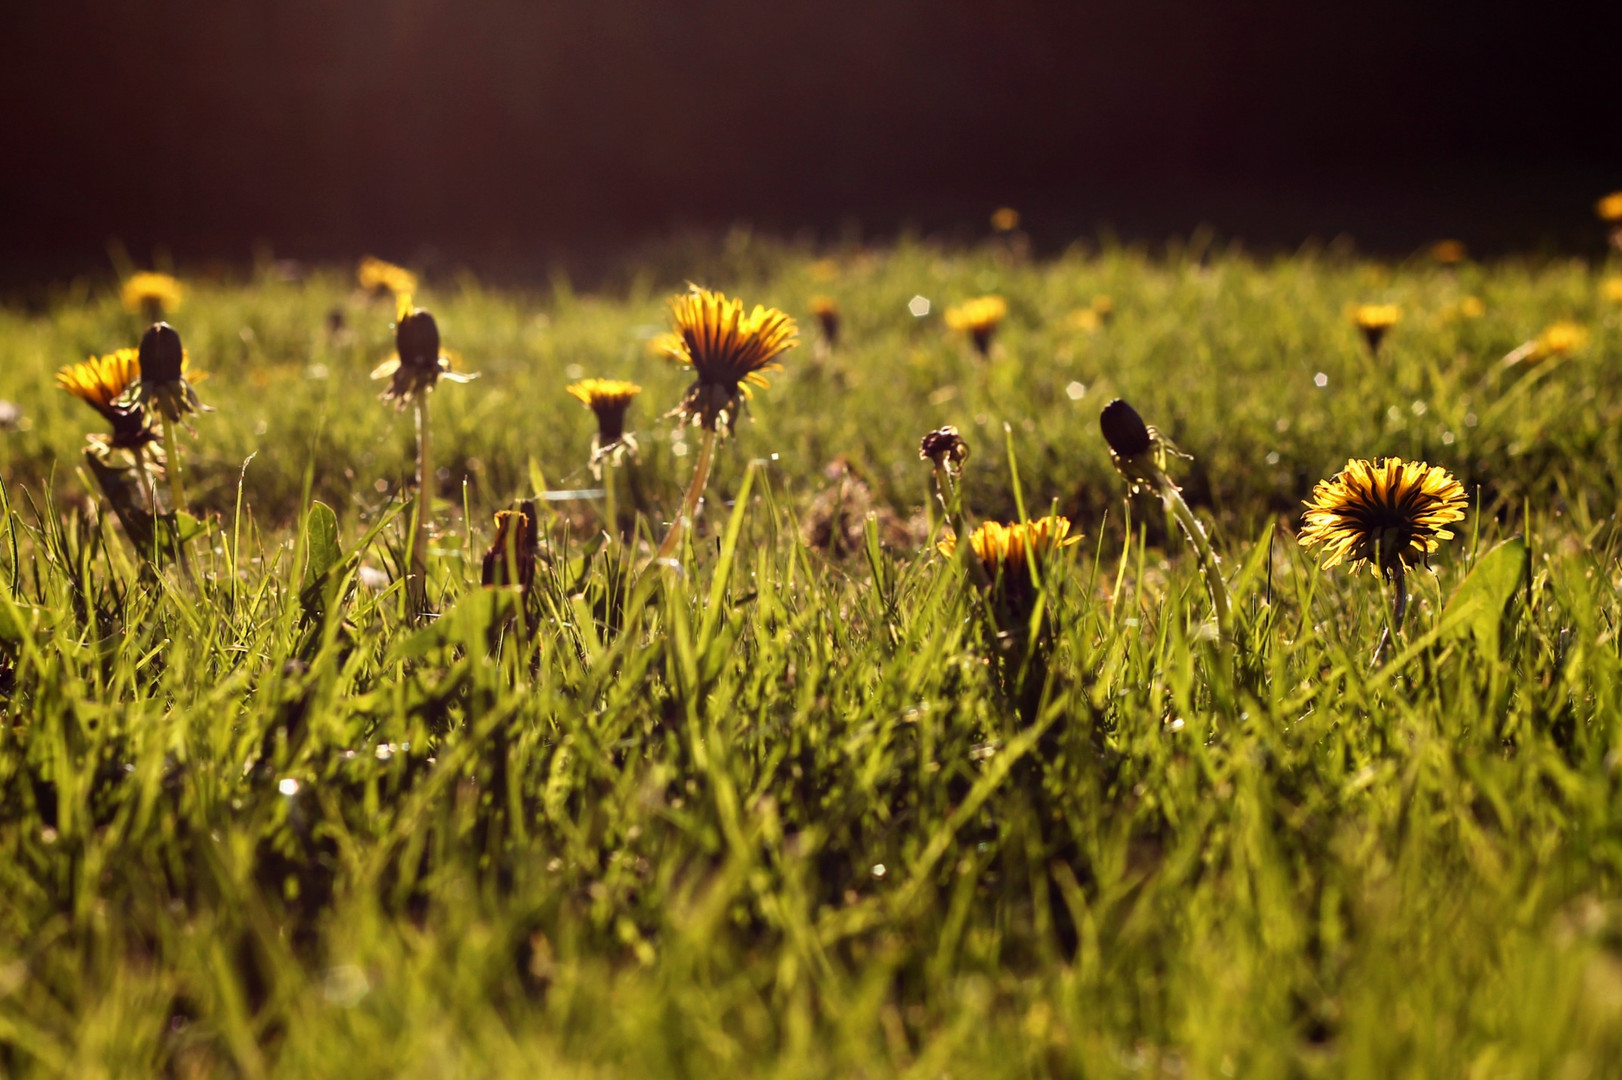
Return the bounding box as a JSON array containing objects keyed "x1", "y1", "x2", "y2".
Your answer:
[
  {"x1": 655, "y1": 285, "x2": 798, "y2": 562},
  {"x1": 1298, "y1": 456, "x2": 1467, "y2": 660},
  {"x1": 1353, "y1": 304, "x2": 1401, "y2": 355},
  {"x1": 1501, "y1": 320, "x2": 1588, "y2": 368},
  {"x1": 919, "y1": 426, "x2": 970, "y2": 533},
  {"x1": 481, "y1": 502, "x2": 539, "y2": 589},
  {"x1": 56, "y1": 349, "x2": 153, "y2": 452},
  {"x1": 121, "y1": 272, "x2": 183, "y2": 320},
  {"x1": 809, "y1": 296, "x2": 840, "y2": 348},
  {"x1": 374, "y1": 308, "x2": 476, "y2": 616},
  {"x1": 945, "y1": 295, "x2": 1008, "y2": 356},
  {"x1": 1100, "y1": 398, "x2": 1233, "y2": 644}
]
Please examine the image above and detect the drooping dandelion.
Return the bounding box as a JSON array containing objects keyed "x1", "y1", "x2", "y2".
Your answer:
[
  {"x1": 945, "y1": 295, "x2": 1008, "y2": 357},
  {"x1": 1100, "y1": 398, "x2": 1234, "y2": 644},
  {"x1": 121, "y1": 272, "x2": 184, "y2": 321},
  {"x1": 1298, "y1": 457, "x2": 1467, "y2": 661},
  {"x1": 481, "y1": 501, "x2": 539, "y2": 589},
  {"x1": 1352, "y1": 304, "x2": 1401, "y2": 355},
  {"x1": 809, "y1": 295, "x2": 840, "y2": 348},
  {"x1": 373, "y1": 307, "x2": 477, "y2": 615},
  {"x1": 654, "y1": 285, "x2": 798, "y2": 561},
  {"x1": 126, "y1": 323, "x2": 208, "y2": 515}
]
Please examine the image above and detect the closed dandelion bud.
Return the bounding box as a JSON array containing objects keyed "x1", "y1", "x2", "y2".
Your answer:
[
  {"x1": 396, "y1": 309, "x2": 440, "y2": 368},
  {"x1": 919, "y1": 426, "x2": 970, "y2": 474},
  {"x1": 482, "y1": 502, "x2": 539, "y2": 589},
  {"x1": 1099, "y1": 399, "x2": 1151, "y2": 460},
  {"x1": 139, "y1": 323, "x2": 185, "y2": 386}
]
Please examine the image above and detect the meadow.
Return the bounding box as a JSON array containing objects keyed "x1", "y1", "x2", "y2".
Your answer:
[{"x1": 2, "y1": 231, "x2": 1622, "y2": 1078}]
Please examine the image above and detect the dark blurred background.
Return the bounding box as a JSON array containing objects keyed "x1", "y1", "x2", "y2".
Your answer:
[{"x1": 4, "y1": 0, "x2": 1620, "y2": 277}]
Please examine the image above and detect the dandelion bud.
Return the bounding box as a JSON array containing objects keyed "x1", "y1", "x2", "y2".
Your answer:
[
  {"x1": 1099, "y1": 399, "x2": 1151, "y2": 460},
  {"x1": 396, "y1": 309, "x2": 440, "y2": 367},
  {"x1": 919, "y1": 426, "x2": 970, "y2": 474},
  {"x1": 482, "y1": 501, "x2": 539, "y2": 589},
  {"x1": 138, "y1": 323, "x2": 185, "y2": 386}
]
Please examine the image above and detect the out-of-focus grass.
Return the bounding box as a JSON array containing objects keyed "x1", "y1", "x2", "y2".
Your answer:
[{"x1": 1, "y1": 235, "x2": 1621, "y2": 1077}]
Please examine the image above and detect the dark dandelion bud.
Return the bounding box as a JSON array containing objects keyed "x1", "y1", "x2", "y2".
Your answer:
[
  {"x1": 482, "y1": 501, "x2": 539, "y2": 589},
  {"x1": 138, "y1": 323, "x2": 185, "y2": 386},
  {"x1": 1099, "y1": 399, "x2": 1151, "y2": 459},
  {"x1": 396, "y1": 308, "x2": 441, "y2": 367},
  {"x1": 919, "y1": 426, "x2": 970, "y2": 472}
]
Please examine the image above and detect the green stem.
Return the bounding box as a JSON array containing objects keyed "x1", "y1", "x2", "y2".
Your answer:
[
  {"x1": 1373, "y1": 564, "x2": 1407, "y2": 667},
  {"x1": 655, "y1": 426, "x2": 718, "y2": 564},
  {"x1": 410, "y1": 396, "x2": 433, "y2": 616},
  {"x1": 1161, "y1": 479, "x2": 1234, "y2": 646},
  {"x1": 604, "y1": 460, "x2": 619, "y2": 543},
  {"x1": 159, "y1": 412, "x2": 187, "y2": 516}
]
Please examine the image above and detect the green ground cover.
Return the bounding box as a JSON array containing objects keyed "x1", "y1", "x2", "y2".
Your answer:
[{"x1": 1, "y1": 235, "x2": 1622, "y2": 1077}]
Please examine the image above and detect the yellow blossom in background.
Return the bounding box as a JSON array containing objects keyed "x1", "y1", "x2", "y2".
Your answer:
[
  {"x1": 1352, "y1": 303, "x2": 1401, "y2": 353},
  {"x1": 1596, "y1": 192, "x2": 1622, "y2": 223},
  {"x1": 1298, "y1": 457, "x2": 1467, "y2": 578},
  {"x1": 1459, "y1": 296, "x2": 1485, "y2": 318},
  {"x1": 990, "y1": 207, "x2": 1020, "y2": 232},
  {"x1": 121, "y1": 272, "x2": 184, "y2": 317},
  {"x1": 357, "y1": 256, "x2": 418, "y2": 302},
  {"x1": 809, "y1": 295, "x2": 840, "y2": 346},
  {"x1": 944, "y1": 295, "x2": 1008, "y2": 355},
  {"x1": 664, "y1": 285, "x2": 798, "y2": 433},
  {"x1": 1529, "y1": 321, "x2": 1588, "y2": 361},
  {"x1": 567, "y1": 378, "x2": 642, "y2": 470},
  {"x1": 1603, "y1": 278, "x2": 1622, "y2": 304},
  {"x1": 808, "y1": 259, "x2": 839, "y2": 283},
  {"x1": 1429, "y1": 239, "x2": 1468, "y2": 264},
  {"x1": 1068, "y1": 308, "x2": 1101, "y2": 333}
]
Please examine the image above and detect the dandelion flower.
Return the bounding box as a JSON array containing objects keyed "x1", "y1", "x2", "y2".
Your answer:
[
  {"x1": 372, "y1": 307, "x2": 476, "y2": 409},
  {"x1": 481, "y1": 502, "x2": 539, "y2": 589},
  {"x1": 939, "y1": 516, "x2": 1081, "y2": 581},
  {"x1": 1069, "y1": 308, "x2": 1102, "y2": 334},
  {"x1": 1298, "y1": 457, "x2": 1467, "y2": 578},
  {"x1": 664, "y1": 285, "x2": 798, "y2": 435},
  {"x1": 1604, "y1": 278, "x2": 1622, "y2": 304},
  {"x1": 990, "y1": 207, "x2": 1020, "y2": 232},
  {"x1": 567, "y1": 378, "x2": 641, "y2": 471},
  {"x1": 944, "y1": 295, "x2": 1008, "y2": 356},
  {"x1": 1352, "y1": 304, "x2": 1401, "y2": 354},
  {"x1": 809, "y1": 295, "x2": 840, "y2": 347},
  {"x1": 1459, "y1": 296, "x2": 1485, "y2": 319},
  {"x1": 121, "y1": 272, "x2": 183, "y2": 318},
  {"x1": 1596, "y1": 192, "x2": 1622, "y2": 224},
  {"x1": 1501, "y1": 320, "x2": 1588, "y2": 368},
  {"x1": 357, "y1": 257, "x2": 418, "y2": 303},
  {"x1": 56, "y1": 349, "x2": 152, "y2": 450}
]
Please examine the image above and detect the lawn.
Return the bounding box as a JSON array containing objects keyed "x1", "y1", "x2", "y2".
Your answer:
[{"x1": 2, "y1": 233, "x2": 1621, "y2": 1077}]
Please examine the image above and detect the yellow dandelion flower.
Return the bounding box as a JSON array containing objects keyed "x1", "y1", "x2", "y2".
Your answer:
[
  {"x1": 990, "y1": 207, "x2": 1020, "y2": 232},
  {"x1": 1604, "y1": 278, "x2": 1622, "y2": 304},
  {"x1": 1352, "y1": 304, "x2": 1401, "y2": 354},
  {"x1": 1504, "y1": 320, "x2": 1588, "y2": 367},
  {"x1": 56, "y1": 348, "x2": 152, "y2": 449},
  {"x1": 939, "y1": 515, "x2": 1082, "y2": 576},
  {"x1": 1459, "y1": 296, "x2": 1485, "y2": 319},
  {"x1": 1596, "y1": 192, "x2": 1622, "y2": 223},
  {"x1": 1298, "y1": 457, "x2": 1467, "y2": 578},
  {"x1": 120, "y1": 272, "x2": 184, "y2": 318},
  {"x1": 1068, "y1": 308, "x2": 1102, "y2": 333},
  {"x1": 664, "y1": 285, "x2": 798, "y2": 434},
  {"x1": 567, "y1": 378, "x2": 642, "y2": 470},
  {"x1": 944, "y1": 295, "x2": 1008, "y2": 356},
  {"x1": 1429, "y1": 239, "x2": 1468, "y2": 264},
  {"x1": 371, "y1": 308, "x2": 477, "y2": 409},
  {"x1": 357, "y1": 256, "x2": 418, "y2": 300}
]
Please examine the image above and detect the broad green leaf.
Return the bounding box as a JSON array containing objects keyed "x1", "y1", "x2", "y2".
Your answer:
[
  {"x1": 1442, "y1": 537, "x2": 1529, "y2": 657},
  {"x1": 300, "y1": 500, "x2": 342, "y2": 596}
]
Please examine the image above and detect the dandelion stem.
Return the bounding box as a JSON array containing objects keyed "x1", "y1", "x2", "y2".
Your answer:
[
  {"x1": 604, "y1": 461, "x2": 619, "y2": 543},
  {"x1": 1161, "y1": 479, "x2": 1234, "y2": 646},
  {"x1": 410, "y1": 395, "x2": 433, "y2": 615},
  {"x1": 159, "y1": 411, "x2": 187, "y2": 516},
  {"x1": 1373, "y1": 564, "x2": 1408, "y2": 666},
  {"x1": 655, "y1": 426, "x2": 717, "y2": 563}
]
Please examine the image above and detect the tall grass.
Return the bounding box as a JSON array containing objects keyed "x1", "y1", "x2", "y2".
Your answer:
[{"x1": 1, "y1": 236, "x2": 1621, "y2": 1076}]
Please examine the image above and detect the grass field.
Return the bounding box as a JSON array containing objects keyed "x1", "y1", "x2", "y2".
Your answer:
[{"x1": 3, "y1": 233, "x2": 1622, "y2": 1078}]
